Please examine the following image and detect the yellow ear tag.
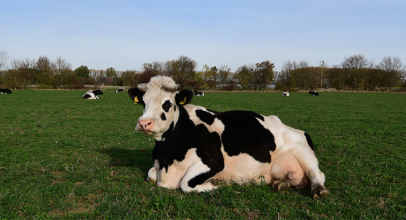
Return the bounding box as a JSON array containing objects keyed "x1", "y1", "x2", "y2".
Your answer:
[
  {"x1": 134, "y1": 97, "x2": 139, "y2": 104},
  {"x1": 179, "y1": 97, "x2": 187, "y2": 105}
]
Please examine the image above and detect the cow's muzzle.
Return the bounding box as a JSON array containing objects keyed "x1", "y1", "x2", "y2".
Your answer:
[{"x1": 138, "y1": 119, "x2": 154, "y2": 132}]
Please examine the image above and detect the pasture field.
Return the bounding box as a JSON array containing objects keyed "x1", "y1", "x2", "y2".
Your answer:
[{"x1": 1, "y1": 90, "x2": 405, "y2": 219}]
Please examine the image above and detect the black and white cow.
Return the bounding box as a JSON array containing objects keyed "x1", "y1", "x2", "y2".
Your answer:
[
  {"x1": 309, "y1": 91, "x2": 319, "y2": 96},
  {"x1": 282, "y1": 91, "x2": 289, "y2": 96},
  {"x1": 0, "y1": 89, "x2": 12, "y2": 94},
  {"x1": 194, "y1": 90, "x2": 205, "y2": 96},
  {"x1": 83, "y1": 89, "x2": 103, "y2": 99},
  {"x1": 116, "y1": 89, "x2": 124, "y2": 93},
  {"x1": 128, "y1": 76, "x2": 328, "y2": 199}
]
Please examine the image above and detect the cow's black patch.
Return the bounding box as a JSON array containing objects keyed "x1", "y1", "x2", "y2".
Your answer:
[
  {"x1": 196, "y1": 110, "x2": 215, "y2": 125},
  {"x1": 214, "y1": 111, "x2": 275, "y2": 163},
  {"x1": 161, "y1": 113, "x2": 166, "y2": 121},
  {"x1": 304, "y1": 132, "x2": 314, "y2": 151},
  {"x1": 152, "y1": 106, "x2": 224, "y2": 189},
  {"x1": 162, "y1": 100, "x2": 172, "y2": 112},
  {"x1": 83, "y1": 94, "x2": 91, "y2": 99}
]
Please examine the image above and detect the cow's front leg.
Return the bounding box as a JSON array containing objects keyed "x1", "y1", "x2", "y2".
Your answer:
[
  {"x1": 147, "y1": 159, "x2": 159, "y2": 184},
  {"x1": 180, "y1": 160, "x2": 224, "y2": 193}
]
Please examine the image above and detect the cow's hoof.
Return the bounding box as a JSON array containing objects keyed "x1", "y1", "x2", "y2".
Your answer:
[
  {"x1": 147, "y1": 177, "x2": 157, "y2": 184},
  {"x1": 312, "y1": 185, "x2": 329, "y2": 200},
  {"x1": 273, "y1": 182, "x2": 290, "y2": 191}
]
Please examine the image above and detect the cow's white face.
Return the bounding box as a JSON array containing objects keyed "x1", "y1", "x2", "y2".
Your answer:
[
  {"x1": 138, "y1": 89, "x2": 178, "y2": 139},
  {"x1": 128, "y1": 76, "x2": 193, "y2": 140}
]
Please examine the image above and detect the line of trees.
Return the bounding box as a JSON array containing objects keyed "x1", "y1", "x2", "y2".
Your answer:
[{"x1": 1, "y1": 50, "x2": 405, "y2": 91}]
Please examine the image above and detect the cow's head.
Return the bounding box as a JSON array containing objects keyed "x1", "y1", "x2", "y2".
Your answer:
[{"x1": 128, "y1": 76, "x2": 193, "y2": 140}]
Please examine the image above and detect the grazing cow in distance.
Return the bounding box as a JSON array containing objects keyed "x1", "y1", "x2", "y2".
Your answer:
[
  {"x1": 309, "y1": 91, "x2": 319, "y2": 96},
  {"x1": 116, "y1": 89, "x2": 124, "y2": 93},
  {"x1": 83, "y1": 89, "x2": 103, "y2": 99},
  {"x1": 282, "y1": 91, "x2": 289, "y2": 96},
  {"x1": 194, "y1": 90, "x2": 205, "y2": 96},
  {"x1": 0, "y1": 89, "x2": 12, "y2": 94},
  {"x1": 127, "y1": 76, "x2": 328, "y2": 199}
]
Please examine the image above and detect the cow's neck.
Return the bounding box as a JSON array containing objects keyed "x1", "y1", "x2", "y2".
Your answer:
[{"x1": 154, "y1": 105, "x2": 195, "y2": 171}]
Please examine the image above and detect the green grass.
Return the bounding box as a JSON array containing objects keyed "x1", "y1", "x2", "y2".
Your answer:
[{"x1": 1, "y1": 90, "x2": 405, "y2": 219}]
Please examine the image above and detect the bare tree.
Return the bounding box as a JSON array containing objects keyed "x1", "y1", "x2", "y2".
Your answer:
[
  {"x1": 169, "y1": 55, "x2": 197, "y2": 88},
  {"x1": 319, "y1": 60, "x2": 328, "y2": 88},
  {"x1": 0, "y1": 50, "x2": 9, "y2": 70},
  {"x1": 52, "y1": 56, "x2": 72, "y2": 75},
  {"x1": 218, "y1": 65, "x2": 231, "y2": 88},
  {"x1": 279, "y1": 60, "x2": 294, "y2": 88},
  {"x1": 291, "y1": 60, "x2": 312, "y2": 90},
  {"x1": 377, "y1": 56, "x2": 405, "y2": 90}
]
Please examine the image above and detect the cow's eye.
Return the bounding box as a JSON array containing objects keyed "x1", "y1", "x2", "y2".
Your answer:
[{"x1": 162, "y1": 100, "x2": 172, "y2": 112}]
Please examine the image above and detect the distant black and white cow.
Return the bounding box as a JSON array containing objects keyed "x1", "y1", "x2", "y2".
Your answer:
[
  {"x1": 282, "y1": 91, "x2": 289, "y2": 96},
  {"x1": 0, "y1": 89, "x2": 12, "y2": 94},
  {"x1": 194, "y1": 90, "x2": 205, "y2": 96},
  {"x1": 116, "y1": 89, "x2": 124, "y2": 93},
  {"x1": 309, "y1": 91, "x2": 319, "y2": 96},
  {"x1": 128, "y1": 76, "x2": 328, "y2": 199},
  {"x1": 83, "y1": 89, "x2": 103, "y2": 99}
]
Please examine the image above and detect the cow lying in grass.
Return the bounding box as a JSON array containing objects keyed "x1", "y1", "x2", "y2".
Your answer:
[
  {"x1": 83, "y1": 89, "x2": 103, "y2": 99},
  {"x1": 128, "y1": 76, "x2": 328, "y2": 199},
  {"x1": 0, "y1": 89, "x2": 12, "y2": 94},
  {"x1": 309, "y1": 91, "x2": 319, "y2": 96},
  {"x1": 282, "y1": 91, "x2": 289, "y2": 96},
  {"x1": 116, "y1": 89, "x2": 124, "y2": 93},
  {"x1": 194, "y1": 90, "x2": 205, "y2": 96}
]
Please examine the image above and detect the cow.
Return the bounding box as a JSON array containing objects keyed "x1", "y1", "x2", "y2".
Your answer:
[
  {"x1": 282, "y1": 91, "x2": 289, "y2": 96},
  {"x1": 0, "y1": 89, "x2": 12, "y2": 94},
  {"x1": 127, "y1": 76, "x2": 328, "y2": 199},
  {"x1": 83, "y1": 89, "x2": 103, "y2": 99},
  {"x1": 309, "y1": 91, "x2": 319, "y2": 96},
  {"x1": 116, "y1": 89, "x2": 124, "y2": 93},
  {"x1": 194, "y1": 90, "x2": 205, "y2": 96}
]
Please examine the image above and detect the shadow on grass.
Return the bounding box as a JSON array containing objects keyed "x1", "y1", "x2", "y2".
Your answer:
[{"x1": 97, "y1": 147, "x2": 152, "y2": 173}]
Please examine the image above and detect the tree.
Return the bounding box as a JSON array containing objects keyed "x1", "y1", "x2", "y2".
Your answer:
[
  {"x1": 36, "y1": 56, "x2": 53, "y2": 87},
  {"x1": 319, "y1": 60, "x2": 328, "y2": 88},
  {"x1": 121, "y1": 70, "x2": 138, "y2": 87},
  {"x1": 327, "y1": 66, "x2": 346, "y2": 91},
  {"x1": 74, "y1": 65, "x2": 90, "y2": 78},
  {"x1": 341, "y1": 54, "x2": 372, "y2": 90},
  {"x1": 0, "y1": 50, "x2": 9, "y2": 70},
  {"x1": 290, "y1": 60, "x2": 311, "y2": 90},
  {"x1": 218, "y1": 65, "x2": 232, "y2": 88},
  {"x1": 168, "y1": 56, "x2": 197, "y2": 88},
  {"x1": 106, "y1": 67, "x2": 117, "y2": 78},
  {"x1": 52, "y1": 57, "x2": 73, "y2": 88},
  {"x1": 142, "y1": 61, "x2": 165, "y2": 76},
  {"x1": 278, "y1": 61, "x2": 294, "y2": 89},
  {"x1": 377, "y1": 56, "x2": 405, "y2": 90},
  {"x1": 254, "y1": 61, "x2": 275, "y2": 90},
  {"x1": 234, "y1": 65, "x2": 255, "y2": 90}
]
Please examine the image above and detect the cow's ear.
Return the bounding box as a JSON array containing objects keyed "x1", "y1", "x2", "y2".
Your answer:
[
  {"x1": 175, "y1": 89, "x2": 193, "y2": 105},
  {"x1": 128, "y1": 88, "x2": 145, "y2": 104}
]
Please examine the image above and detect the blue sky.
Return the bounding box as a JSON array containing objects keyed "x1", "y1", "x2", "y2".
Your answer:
[{"x1": 1, "y1": 0, "x2": 405, "y2": 72}]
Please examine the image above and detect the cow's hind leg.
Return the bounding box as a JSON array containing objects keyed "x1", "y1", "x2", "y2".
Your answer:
[
  {"x1": 286, "y1": 144, "x2": 328, "y2": 199},
  {"x1": 180, "y1": 161, "x2": 224, "y2": 193}
]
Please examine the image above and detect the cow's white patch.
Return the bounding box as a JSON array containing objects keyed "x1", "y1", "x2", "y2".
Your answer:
[{"x1": 214, "y1": 147, "x2": 272, "y2": 185}]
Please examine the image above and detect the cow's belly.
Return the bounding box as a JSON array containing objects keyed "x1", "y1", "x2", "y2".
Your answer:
[{"x1": 213, "y1": 152, "x2": 272, "y2": 185}]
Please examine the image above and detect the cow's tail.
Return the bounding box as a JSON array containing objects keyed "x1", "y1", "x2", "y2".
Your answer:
[{"x1": 304, "y1": 132, "x2": 314, "y2": 151}]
